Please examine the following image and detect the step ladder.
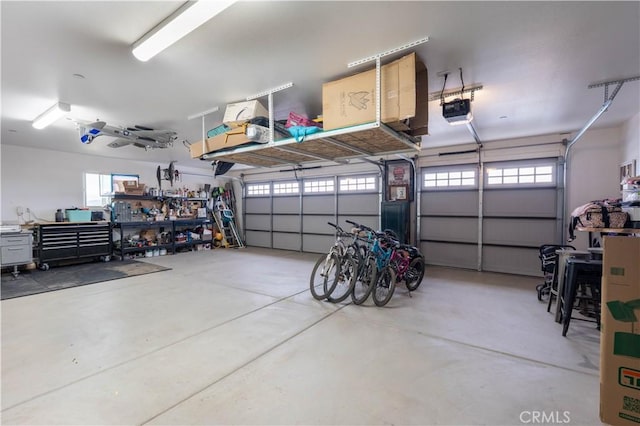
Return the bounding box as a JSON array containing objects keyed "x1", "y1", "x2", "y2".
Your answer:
[{"x1": 212, "y1": 196, "x2": 244, "y2": 248}]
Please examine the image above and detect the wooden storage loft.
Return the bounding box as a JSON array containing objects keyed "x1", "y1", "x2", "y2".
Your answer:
[{"x1": 201, "y1": 121, "x2": 421, "y2": 168}]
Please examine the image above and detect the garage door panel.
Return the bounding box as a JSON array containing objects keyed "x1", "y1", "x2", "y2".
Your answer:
[
  {"x1": 245, "y1": 197, "x2": 270, "y2": 214},
  {"x1": 483, "y1": 188, "x2": 557, "y2": 217},
  {"x1": 273, "y1": 197, "x2": 299, "y2": 214},
  {"x1": 483, "y1": 218, "x2": 556, "y2": 247},
  {"x1": 338, "y1": 194, "x2": 378, "y2": 214},
  {"x1": 421, "y1": 242, "x2": 477, "y2": 270},
  {"x1": 303, "y1": 234, "x2": 335, "y2": 253},
  {"x1": 245, "y1": 214, "x2": 270, "y2": 231},
  {"x1": 246, "y1": 230, "x2": 270, "y2": 248},
  {"x1": 421, "y1": 191, "x2": 478, "y2": 216},
  {"x1": 482, "y1": 246, "x2": 540, "y2": 276},
  {"x1": 303, "y1": 195, "x2": 334, "y2": 214},
  {"x1": 303, "y1": 215, "x2": 335, "y2": 234},
  {"x1": 273, "y1": 232, "x2": 300, "y2": 251},
  {"x1": 273, "y1": 215, "x2": 300, "y2": 232},
  {"x1": 420, "y1": 217, "x2": 477, "y2": 243}
]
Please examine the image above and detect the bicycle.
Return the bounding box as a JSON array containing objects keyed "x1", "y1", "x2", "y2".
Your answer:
[
  {"x1": 309, "y1": 222, "x2": 357, "y2": 303},
  {"x1": 346, "y1": 221, "x2": 425, "y2": 306},
  {"x1": 373, "y1": 234, "x2": 425, "y2": 306},
  {"x1": 344, "y1": 222, "x2": 378, "y2": 305},
  {"x1": 345, "y1": 220, "x2": 396, "y2": 306}
]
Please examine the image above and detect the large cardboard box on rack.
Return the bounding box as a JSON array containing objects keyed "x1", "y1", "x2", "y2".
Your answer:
[
  {"x1": 321, "y1": 52, "x2": 428, "y2": 135},
  {"x1": 600, "y1": 236, "x2": 640, "y2": 426},
  {"x1": 189, "y1": 125, "x2": 252, "y2": 158},
  {"x1": 223, "y1": 100, "x2": 268, "y2": 126}
]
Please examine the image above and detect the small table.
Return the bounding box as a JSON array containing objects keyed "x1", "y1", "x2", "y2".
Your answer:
[{"x1": 576, "y1": 227, "x2": 640, "y2": 247}]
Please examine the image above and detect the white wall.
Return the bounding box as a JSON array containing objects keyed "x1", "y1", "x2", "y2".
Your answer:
[
  {"x1": 0, "y1": 144, "x2": 224, "y2": 224},
  {"x1": 621, "y1": 112, "x2": 640, "y2": 168},
  {"x1": 565, "y1": 126, "x2": 623, "y2": 249}
]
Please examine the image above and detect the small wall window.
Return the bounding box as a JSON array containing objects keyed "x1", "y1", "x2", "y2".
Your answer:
[
  {"x1": 339, "y1": 176, "x2": 377, "y2": 192},
  {"x1": 84, "y1": 173, "x2": 112, "y2": 207},
  {"x1": 273, "y1": 181, "x2": 300, "y2": 195},
  {"x1": 423, "y1": 169, "x2": 476, "y2": 189},
  {"x1": 304, "y1": 179, "x2": 335, "y2": 194},
  {"x1": 246, "y1": 183, "x2": 270, "y2": 196},
  {"x1": 486, "y1": 164, "x2": 554, "y2": 186}
]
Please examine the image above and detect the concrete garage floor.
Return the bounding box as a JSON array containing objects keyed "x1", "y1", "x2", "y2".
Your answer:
[{"x1": 1, "y1": 247, "x2": 601, "y2": 425}]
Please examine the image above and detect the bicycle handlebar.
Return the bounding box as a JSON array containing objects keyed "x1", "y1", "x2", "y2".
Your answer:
[
  {"x1": 327, "y1": 221, "x2": 348, "y2": 235},
  {"x1": 345, "y1": 219, "x2": 376, "y2": 234}
]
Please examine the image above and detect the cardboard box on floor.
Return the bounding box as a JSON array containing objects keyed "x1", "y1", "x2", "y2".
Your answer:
[
  {"x1": 321, "y1": 52, "x2": 428, "y2": 136},
  {"x1": 600, "y1": 236, "x2": 640, "y2": 426},
  {"x1": 189, "y1": 125, "x2": 251, "y2": 158}
]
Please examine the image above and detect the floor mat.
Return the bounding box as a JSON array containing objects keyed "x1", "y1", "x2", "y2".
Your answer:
[{"x1": 1, "y1": 260, "x2": 171, "y2": 300}]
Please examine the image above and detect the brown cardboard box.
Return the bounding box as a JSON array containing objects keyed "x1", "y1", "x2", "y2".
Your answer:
[
  {"x1": 600, "y1": 236, "x2": 640, "y2": 425},
  {"x1": 123, "y1": 182, "x2": 146, "y2": 195},
  {"x1": 322, "y1": 52, "x2": 428, "y2": 134},
  {"x1": 189, "y1": 126, "x2": 252, "y2": 158}
]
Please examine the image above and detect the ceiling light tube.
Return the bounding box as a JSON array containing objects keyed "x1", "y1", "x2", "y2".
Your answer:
[
  {"x1": 132, "y1": 0, "x2": 236, "y2": 62},
  {"x1": 32, "y1": 102, "x2": 70, "y2": 129}
]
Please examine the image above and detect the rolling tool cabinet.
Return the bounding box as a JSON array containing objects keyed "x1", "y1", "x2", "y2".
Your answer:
[{"x1": 33, "y1": 222, "x2": 112, "y2": 270}]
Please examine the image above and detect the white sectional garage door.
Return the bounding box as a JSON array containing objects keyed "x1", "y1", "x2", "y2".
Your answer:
[
  {"x1": 243, "y1": 174, "x2": 380, "y2": 254},
  {"x1": 419, "y1": 158, "x2": 563, "y2": 276}
]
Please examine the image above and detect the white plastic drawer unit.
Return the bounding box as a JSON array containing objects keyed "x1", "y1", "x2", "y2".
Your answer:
[{"x1": 0, "y1": 232, "x2": 33, "y2": 266}]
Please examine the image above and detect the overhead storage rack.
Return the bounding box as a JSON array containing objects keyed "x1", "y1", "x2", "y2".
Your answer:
[
  {"x1": 201, "y1": 121, "x2": 421, "y2": 168},
  {"x1": 197, "y1": 37, "x2": 429, "y2": 168}
]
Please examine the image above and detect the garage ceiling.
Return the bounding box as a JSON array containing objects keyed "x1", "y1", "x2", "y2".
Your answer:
[{"x1": 1, "y1": 1, "x2": 639, "y2": 169}]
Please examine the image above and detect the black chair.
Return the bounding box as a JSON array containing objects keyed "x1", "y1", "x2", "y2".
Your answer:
[
  {"x1": 561, "y1": 258, "x2": 602, "y2": 336},
  {"x1": 536, "y1": 244, "x2": 575, "y2": 301}
]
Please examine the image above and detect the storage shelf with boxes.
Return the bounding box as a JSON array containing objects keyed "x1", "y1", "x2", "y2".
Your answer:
[{"x1": 192, "y1": 51, "x2": 427, "y2": 168}]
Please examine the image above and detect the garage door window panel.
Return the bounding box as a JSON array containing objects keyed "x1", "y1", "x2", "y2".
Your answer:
[
  {"x1": 246, "y1": 183, "x2": 271, "y2": 196},
  {"x1": 304, "y1": 179, "x2": 335, "y2": 194},
  {"x1": 339, "y1": 175, "x2": 377, "y2": 193}
]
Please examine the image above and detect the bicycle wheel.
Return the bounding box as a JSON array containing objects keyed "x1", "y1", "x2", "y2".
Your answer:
[
  {"x1": 309, "y1": 253, "x2": 338, "y2": 300},
  {"x1": 326, "y1": 255, "x2": 357, "y2": 303},
  {"x1": 351, "y1": 255, "x2": 377, "y2": 305},
  {"x1": 405, "y1": 257, "x2": 425, "y2": 291},
  {"x1": 372, "y1": 265, "x2": 397, "y2": 307}
]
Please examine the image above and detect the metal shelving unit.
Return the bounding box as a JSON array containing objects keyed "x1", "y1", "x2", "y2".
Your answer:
[{"x1": 112, "y1": 219, "x2": 211, "y2": 259}]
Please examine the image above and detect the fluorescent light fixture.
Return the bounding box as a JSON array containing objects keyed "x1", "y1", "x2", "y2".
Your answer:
[
  {"x1": 32, "y1": 102, "x2": 70, "y2": 129},
  {"x1": 132, "y1": 0, "x2": 236, "y2": 62}
]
